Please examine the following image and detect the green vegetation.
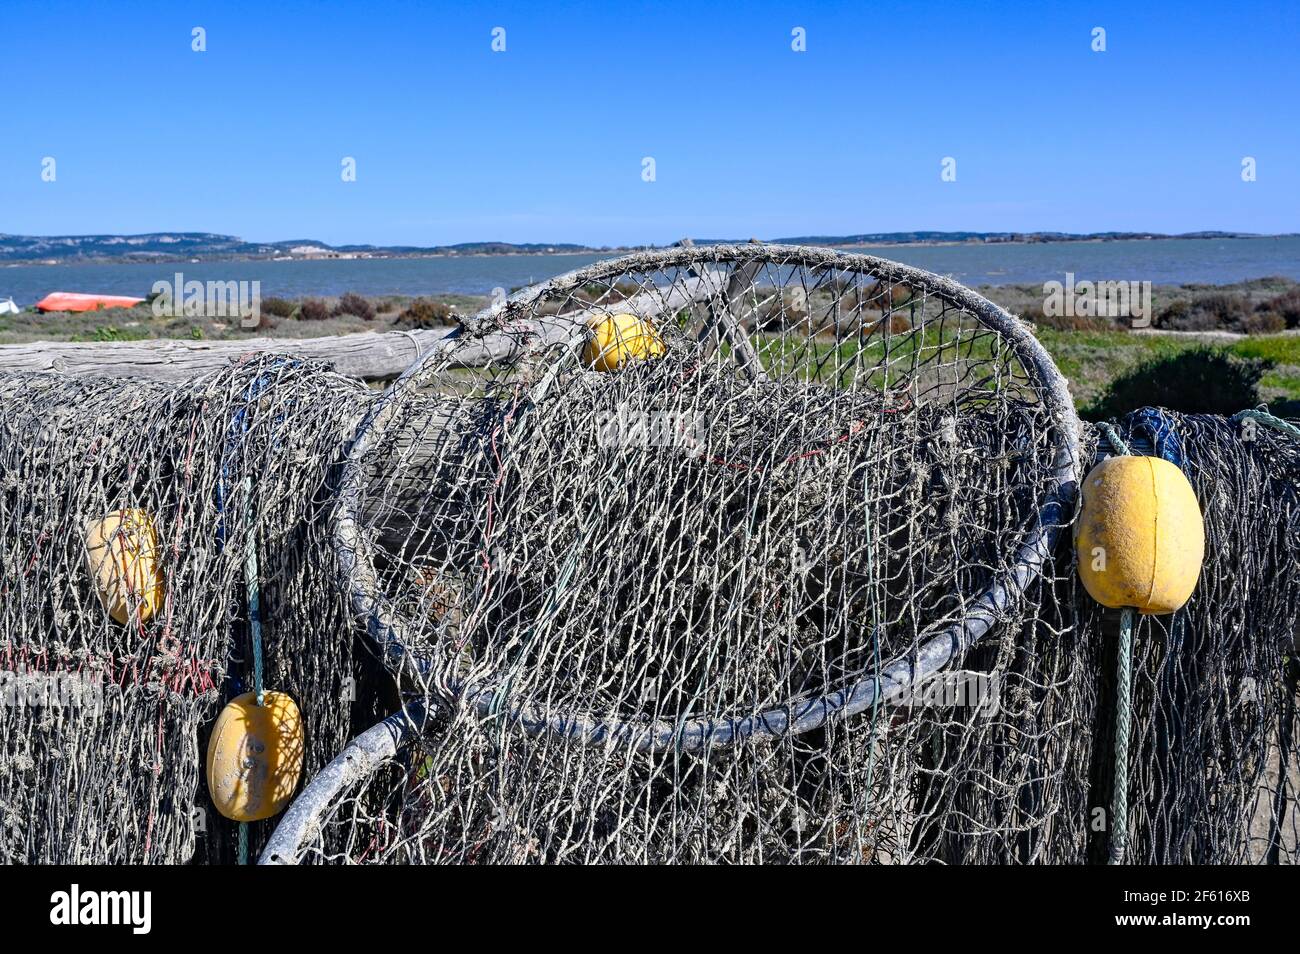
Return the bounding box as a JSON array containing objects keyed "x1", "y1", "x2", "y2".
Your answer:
[
  {"x1": 297, "y1": 298, "x2": 332, "y2": 321},
  {"x1": 395, "y1": 298, "x2": 456, "y2": 329},
  {"x1": 70, "y1": 324, "x2": 151, "y2": 343},
  {"x1": 2, "y1": 279, "x2": 1295, "y2": 418},
  {"x1": 1084, "y1": 348, "x2": 1270, "y2": 420},
  {"x1": 1147, "y1": 284, "x2": 1300, "y2": 333},
  {"x1": 1265, "y1": 287, "x2": 1300, "y2": 327},
  {"x1": 333, "y1": 292, "x2": 375, "y2": 321},
  {"x1": 987, "y1": 276, "x2": 1299, "y2": 334},
  {"x1": 260, "y1": 296, "x2": 296, "y2": 318},
  {"x1": 1034, "y1": 329, "x2": 1300, "y2": 414}
]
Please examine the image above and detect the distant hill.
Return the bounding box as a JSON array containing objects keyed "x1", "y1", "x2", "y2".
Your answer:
[
  {"x1": 766, "y1": 230, "x2": 1273, "y2": 246},
  {"x1": 0, "y1": 233, "x2": 602, "y2": 264},
  {"x1": 0, "y1": 233, "x2": 282, "y2": 263},
  {"x1": 0, "y1": 230, "x2": 1287, "y2": 265}
]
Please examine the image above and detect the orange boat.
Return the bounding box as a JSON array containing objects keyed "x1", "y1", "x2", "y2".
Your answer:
[{"x1": 36, "y1": 292, "x2": 146, "y2": 313}]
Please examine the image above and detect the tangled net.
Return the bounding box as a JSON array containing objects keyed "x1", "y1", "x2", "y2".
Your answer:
[
  {"x1": 1081, "y1": 410, "x2": 1300, "y2": 864},
  {"x1": 1, "y1": 245, "x2": 1295, "y2": 865},
  {"x1": 278, "y1": 245, "x2": 1090, "y2": 864},
  {"x1": 0, "y1": 357, "x2": 383, "y2": 863}
]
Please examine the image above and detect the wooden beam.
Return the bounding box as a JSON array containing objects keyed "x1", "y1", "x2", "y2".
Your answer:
[
  {"x1": 0, "y1": 329, "x2": 451, "y2": 383},
  {"x1": 695, "y1": 261, "x2": 769, "y2": 382},
  {"x1": 0, "y1": 277, "x2": 719, "y2": 382}
]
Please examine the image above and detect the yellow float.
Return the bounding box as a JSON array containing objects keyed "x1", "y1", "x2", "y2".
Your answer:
[
  {"x1": 582, "y1": 312, "x2": 666, "y2": 372},
  {"x1": 1074, "y1": 455, "x2": 1205, "y2": 614},
  {"x1": 206, "y1": 690, "x2": 304, "y2": 822},
  {"x1": 84, "y1": 509, "x2": 166, "y2": 625}
]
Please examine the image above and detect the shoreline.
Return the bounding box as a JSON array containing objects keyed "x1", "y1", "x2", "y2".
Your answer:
[
  {"x1": 4, "y1": 241, "x2": 1298, "y2": 307},
  {"x1": 4, "y1": 234, "x2": 1297, "y2": 268}
]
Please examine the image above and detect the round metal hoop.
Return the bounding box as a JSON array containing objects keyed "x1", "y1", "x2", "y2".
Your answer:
[{"x1": 334, "y1": 244, "x2": 1083, "y2": 752}]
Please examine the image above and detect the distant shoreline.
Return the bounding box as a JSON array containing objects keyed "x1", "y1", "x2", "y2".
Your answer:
[
  {"x1": 3, "y1": 232, "x2": 1295, "y2": 268},
  {"x1": 5, "y1": 236, "x2": 1299, "y2": 305}
]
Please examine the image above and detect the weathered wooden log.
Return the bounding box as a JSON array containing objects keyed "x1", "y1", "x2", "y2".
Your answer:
[
  {"x1": 0, "y1": 329, "x2": 451, "y2": 383},
  {"x1": 708, "y1": 261, "x2": 769, "y2": 382},
  {"x1": 0, "y1": 278, "x2": 720, "y2": 382}
]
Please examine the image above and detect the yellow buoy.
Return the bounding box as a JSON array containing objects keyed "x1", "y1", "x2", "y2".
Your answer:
[
  {"x1": 84, "y1": 509, "x2": 166, "y2": 625},
  {"x1": 582, "y1": 312, "x2": 666, "y2": 372},
  {"x1": 1074, "y1": 455, "x2": 1205, "y2": 614},
  {"x1": 206, "y1": 691, "x2": 304, "y2": 822}
]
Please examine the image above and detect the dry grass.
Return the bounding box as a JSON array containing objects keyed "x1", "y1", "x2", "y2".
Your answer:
[{"x1": 0, "y1": 293, "x2": 489, "y2": 345}]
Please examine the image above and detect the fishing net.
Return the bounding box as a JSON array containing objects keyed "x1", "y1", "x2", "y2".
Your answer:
[
  {"x1": 1079, "y1": 410, "x2": 1300, "y2": 864},
  {"x1": 267, "y1": 244, "x2": 1091, "y2": 864},
  {"x1": 0, "y1": 356, "x2": 383, "y2": 863},
  {"x1": 1, "y1": 245, "x2": 1295, "y2": 865}
]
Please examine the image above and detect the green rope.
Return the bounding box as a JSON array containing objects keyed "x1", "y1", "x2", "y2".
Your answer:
[
  {"x1": 1109, "y1": 607, "x2": 1134, "y2": 864},
  {"x1": 244, "y1": 475, "x2": 265, "y2": 707},
  {"x1": 1232, "y1": 408, "x2": 1300, "y2": 442},
  {"x1": 238, "y1": 474, "x2": 265, "y2": 866},
  {"x1": 1097, "y1": 421, "x2": 1132, "y2": 457},
  {"x1": 1098, "y1": 420, "x2": 1134, "y2": 865}
]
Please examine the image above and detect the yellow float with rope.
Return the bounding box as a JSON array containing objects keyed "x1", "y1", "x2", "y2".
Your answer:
[
  {"x1": 1074, "y1": 454, "x2": 1205, "y2": 614},
  {"x1": 1075, "y1": 434, "x2": 1206, "y2": 865},
  {"x1": 205, "y1": 690, "x2": 304, "y2": 823}
]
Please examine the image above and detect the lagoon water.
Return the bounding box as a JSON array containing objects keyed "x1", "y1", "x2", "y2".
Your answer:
[{"x1": 2, "y1": 236, "x2": 1297, "y2": 307}]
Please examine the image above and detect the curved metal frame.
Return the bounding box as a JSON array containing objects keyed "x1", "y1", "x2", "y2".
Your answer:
[
  {"x1": 259, "y1": 704, "x2": 428, "y2": 865},
  {"x1": 334, "y1": 244, "x2": 1083, "y2": 753}
]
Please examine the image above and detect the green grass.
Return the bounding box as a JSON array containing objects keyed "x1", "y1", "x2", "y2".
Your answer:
[
  {"x1": 753, "y1": 324, "x2": 1008, "y2": 389},
  {"x1": 1230, "y1": 335, "x2": 1300, "y2": 364},
  {"x1": 1033, "y1": 329, "x2": 1300, "y2": 410},
  {"x1": 69, "y1": 325, "x2": 152, "y2": 343},
  {"x1": 744, "y1": 327, "x2": 1300, "y2": 415},
  {"x1": 0, "y1": 294, "x2": 488, "y2": 346}
]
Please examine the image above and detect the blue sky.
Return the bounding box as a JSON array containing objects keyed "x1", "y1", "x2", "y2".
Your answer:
[{"x1": 1, "y1": 0, "x2": 1295, "y2": 246}]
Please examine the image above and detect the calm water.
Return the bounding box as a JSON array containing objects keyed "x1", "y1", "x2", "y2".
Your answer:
[{"x1": 2, "y1": 237, "x2": 1297, "y2": 307}]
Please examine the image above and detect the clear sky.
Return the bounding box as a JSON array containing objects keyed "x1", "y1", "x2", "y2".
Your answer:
[{"x1": 1, "y1": 0, "x2": 1295, "y2": 246}]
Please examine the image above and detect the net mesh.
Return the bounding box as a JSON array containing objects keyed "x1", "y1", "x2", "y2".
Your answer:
[
  {"x1": 1, "y1": 246, "x2": 1296, "y2": 865},
  {"x1": 303, "y1": 246, "x2": 1089, "y2": 863},
  {"x1": 0, "y1": 357, "x2": 383, "y2": 863},
  {"x1": 1083, "y1": 410, "x2": 1300, "y2": 864}
]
